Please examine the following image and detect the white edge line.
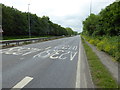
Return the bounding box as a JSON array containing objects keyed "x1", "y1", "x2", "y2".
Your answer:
[
  {"x1": 75, "y1": 37, "x2": 81, "y2": 88},
  {"x1": 12, "y1": 76, "x2": 33, "y2": 89}
]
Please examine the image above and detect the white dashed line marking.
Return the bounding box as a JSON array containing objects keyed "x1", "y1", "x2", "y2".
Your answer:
[{"x1": 12, "y1": 76, "x2": 33, "y2": 89}]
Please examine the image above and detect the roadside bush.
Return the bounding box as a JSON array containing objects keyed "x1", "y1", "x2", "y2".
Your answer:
[
  {"x1": 93, "y1": 39, "x2": 100, "y2": 46},
  {"x1": 82, "y1": 35, "x2": 120, "y2": 62},
  {"x1": 104, "y1": 44, "x2": 113, "y2": 55},
  {"x1": 97, "y1": 41, "x2": 105, "y2": 51},
  {"x1": 89, "y1": 39, "x2": 95, "y2": 45},
  {"x1": 115, "y1": 52, "x2": 120, "y2": 62}
]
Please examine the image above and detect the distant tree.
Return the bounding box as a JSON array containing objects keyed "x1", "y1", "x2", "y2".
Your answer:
[
  {"x1": 2, "y1": 4, "x2": 77, "y2": 37},
  {"x1": 66, "y1": 27, "x2": 74, "y2": 35}
]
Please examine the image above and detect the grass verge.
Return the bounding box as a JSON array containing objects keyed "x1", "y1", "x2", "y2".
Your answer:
[{"x1": 81, "y1": 37, "x2": 118, "y2": 88}]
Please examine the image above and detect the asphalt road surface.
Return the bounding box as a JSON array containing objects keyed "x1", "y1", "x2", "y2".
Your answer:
[{"x1": 1, "y1": 35, "x2": 93, "y2": 89}]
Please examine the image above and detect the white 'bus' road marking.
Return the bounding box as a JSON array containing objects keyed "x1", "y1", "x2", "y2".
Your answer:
[
  {"x1": 33, "y1": 49, "x2": 54, "y2": 59},
  {"x1": 12, "y1": 76, "x2": 33, "y2": 89},
  {"x1": 45, "y1": 47, "x2": 51, "y2": 50},
  {"x1": 22, "y1": 48, "x2": 41, "y2": 56},
  {"x1": 49, "y1": 50, "x2": 64, "y2": 59},
  {"x1": 73, "y1": 46, "x2": 77, "y2": 50},
  {"x1": 70, "y1": 52, "x2": 77, "y2": 61},
  {"x1": 59, "y1": 51, "x2": 70, "y2": 60}
]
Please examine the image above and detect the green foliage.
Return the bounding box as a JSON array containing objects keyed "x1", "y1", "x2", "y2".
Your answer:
[
  {"x1": 66, "y1": 27, "x2": 74, "y2": 36},
  {"x1": 1, "y1": 4, "x2": 78, "y2": 37},
  {"x1": 96, "y1": 41, "x2": 105, "y2": 51},
  {"x1": 82, "y1": 1, "x2": 120, "y2": 36},
  {"x1": 82, "y1": 1, "x2": 120, "y2": 62},
  {"x1": 82, "y1": 35, "x2": 120, "y2": 62},
  {"x1": 83, "y1": 14, "x2": 99, "y2": 36}
]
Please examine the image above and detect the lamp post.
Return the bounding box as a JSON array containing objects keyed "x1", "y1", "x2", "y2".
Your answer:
[
  {"x1": 90, "y1": 0, "x2": 92, "y2": 15},
  {"x1": 0, "y1": 25, "x2": 3, "y2": 49},
  {"x1": 28, "y1": 4, "x2": 31, "y2": 38},
  {"x1": 0, "y1": 25, "x2": 3, "y2": 39}
]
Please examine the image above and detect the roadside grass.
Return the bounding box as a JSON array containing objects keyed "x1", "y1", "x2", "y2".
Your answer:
[{"x1": 81, "y1": 37, "x2": 118, "y2": 88}]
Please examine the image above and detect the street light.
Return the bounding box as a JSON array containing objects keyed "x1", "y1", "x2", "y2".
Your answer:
[
  {"x1": 90, "y1": 0, "x2": 92, "y2": 15},
  {"x1": 28, "y1": 4, "x2": 31, "y2": 38}
]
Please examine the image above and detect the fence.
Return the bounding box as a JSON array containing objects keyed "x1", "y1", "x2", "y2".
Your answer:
[{"x1": 0, "y1": 36, "x2": 65, "y2": 47}]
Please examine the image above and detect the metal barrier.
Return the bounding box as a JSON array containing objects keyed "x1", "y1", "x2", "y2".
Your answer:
[{"x1": 0, "y1": 36, "x2": 64, "y2": 46}]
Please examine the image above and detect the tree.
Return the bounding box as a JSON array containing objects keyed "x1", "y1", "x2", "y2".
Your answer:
[
  {"x1": 2, "y1": 4, "x2": 77, "y2": 37},
  {"x1": 82, "y1": 1, "x2": 120, "y2": 36}
]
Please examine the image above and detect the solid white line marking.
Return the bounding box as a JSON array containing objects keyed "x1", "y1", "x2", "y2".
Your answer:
[
  {"x1": 12, "y1": 76, "x2": 33, "y2": 89},
  {"x1": 76, "y1": 37, "x2": 81, "y2": 88}
]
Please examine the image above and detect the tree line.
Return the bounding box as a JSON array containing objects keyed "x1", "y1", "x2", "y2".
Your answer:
[
  {"x1": 82, "y1": 1, "x2": 120, "y2": 36},
  {"x1": 2, "y1": 4, "x2": 78, "y2": 37}
]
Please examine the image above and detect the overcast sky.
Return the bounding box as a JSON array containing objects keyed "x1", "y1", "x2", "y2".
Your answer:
[{"x1": 1, "y1": 0, "x2": 116, "y2": 32}]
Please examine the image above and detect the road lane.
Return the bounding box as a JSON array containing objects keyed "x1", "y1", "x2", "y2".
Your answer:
[{"x1": 2, "y1": 36, "x2": 93, "y2": 88}]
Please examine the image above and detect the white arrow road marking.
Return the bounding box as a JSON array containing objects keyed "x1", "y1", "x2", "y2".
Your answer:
[{"x1": 12, "y1": 76, "x2": 33, "y2": 89}]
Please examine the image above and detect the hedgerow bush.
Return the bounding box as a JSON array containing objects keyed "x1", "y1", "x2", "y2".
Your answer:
[
  {"x1": 96, "y1": 41, "x2": 105, "y2": 51},
  {"x1": 82, "y1": 35, "x2": 120, "y2": 62}
]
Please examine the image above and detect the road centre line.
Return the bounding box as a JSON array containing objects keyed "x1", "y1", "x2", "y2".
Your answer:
[{"x1": 12, "y1": 76, "x2": 33, "y2": 89}]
